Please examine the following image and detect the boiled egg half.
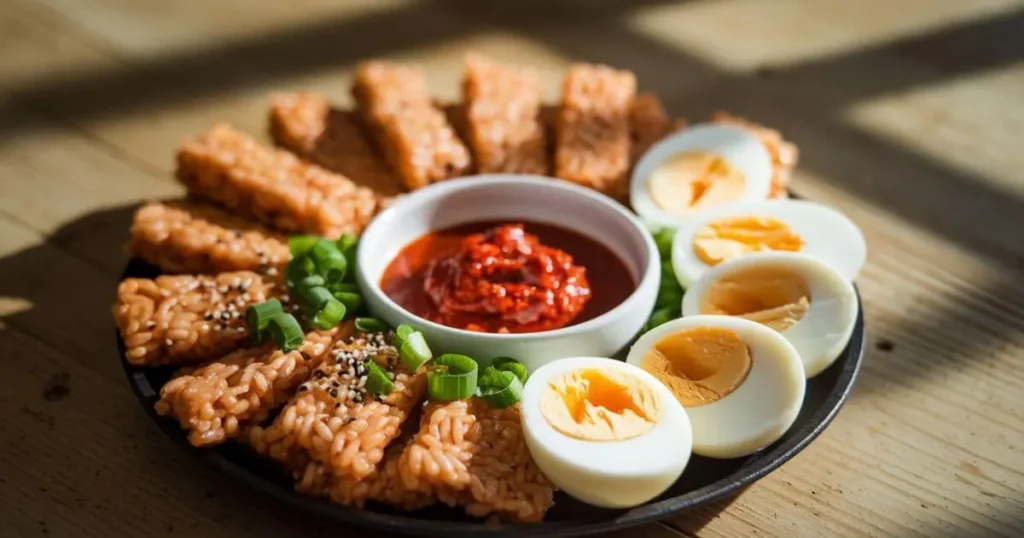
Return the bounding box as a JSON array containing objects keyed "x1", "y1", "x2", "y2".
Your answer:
[
  {"x1": 671, "y1": 199, "x2": 866, "y2": 287},
  {"x1": 626, "y1": 315, "x2": 805, "y2": 459},
  {"x1": 682, "y1": 251, "x2": 858, "y2": 378},
  {"x1": 631, "y1": 123, "x2": 773, "y2": 228},
  {"x1": 520, "y1": 357, "x2": 692, "y2": 508}
]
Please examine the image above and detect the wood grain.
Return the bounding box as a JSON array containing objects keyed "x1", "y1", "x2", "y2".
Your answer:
[{"x1": 1, "y1": 0, "x2": 1022, "y2": 536}]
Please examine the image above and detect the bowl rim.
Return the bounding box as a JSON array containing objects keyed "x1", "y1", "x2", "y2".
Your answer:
[{"x1": 356, "y1": 174, "x2": 660, "y2": 341}]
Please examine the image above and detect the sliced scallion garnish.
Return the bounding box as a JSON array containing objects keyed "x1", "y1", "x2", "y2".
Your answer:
[
  {"x1": 289, "y1": 235, "x2": 321, "y2": 258},
  {"x1": 394, "y1": 324, "x2": 416, "y2": 348},
  {"x1": 364, "y1": 360, "x2": 395, "y2": 396},
  {"x1": 296, "y1": 284, "x2": 334, "y2": 315},
  {"x1": 286, "y1": 254, "x2": 316, "y2": 286},
  {"x1": 477, "y1": 367, "x2": 524, "y2": 408},
  {"x1": 653, "y1": 228, "x2": 675, "y2": 260},
  {"x1": 398, "y1": 330, "x2": 432, "y2": 371},
  {"x1": 328, "y1": 282, "x2": 360, "y2": 295},
  {"x1": 336, "y1": 234, "x2": 359, "y2": 280},
  {"x1": 427, "y1": 354, "x2": 479, "y2": 401},
  {"x1": 311, "y1": 298, "x2": 346, "y2": 330},
  {"x1": 246, "y1": 299, "x2": 284, "y2": 345},
  {"x1": 354, "y1": 317, "x2": 390, "y2": 333},
  {"x1": 266, "y1": 313, "x2": 304, "y2": 352},
  {"x1": 490, "y1": 357, "x2": 528, "y2": 384},
  {"x1": 655, "y1": 287, "x2": 684, "y2": 310},
  {"x1": 309, "y1": 240, "x2": 347, "y2": 284},
  {"x1": 333, "y1": 292, "x2": 362, "y2": 313},
  {"x1": 645, "y1": 307, "x2": 679, "y2": 332}
]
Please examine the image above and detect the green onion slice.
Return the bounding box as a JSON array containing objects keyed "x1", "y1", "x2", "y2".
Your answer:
[
  {"x1": 296, "y1": 274, "x2": 326, "y2": 291},
  {"x1": 655, "y1": 287, "x2": 684, "y2": 310},
  {"x1": 645, "y1": 307, "x2": 679, "y2": 332},
  {"x1": 336, "y1": 234, "x2": 359, "y2": 282},
  {"x1": 296, "y1": 284, "x2": 334, "y2": 314},
  {"x1": 354, "y1": 317, "x2": 390, "y2": 333},
  {"x1": 364, "y1": 360, "x2": 395, "y2": 396},
  {"x1": 328, "y1": 282, "x2": 360, "y2": 295},
  {"x1": 267, "y1": 313, "x2": 304, "y2": 352},
  {"x1": 394, "y1": 324, "x2": 416, "y2": 348},
  {"x1": 490, "y1": 357, "x2": 528, "y2": 384},
  {"x1": 477, "y1": 367, "x2": 524, "y2": 408},
  {"x1": 398, "y1": 331, "x2": 432, "y2": 371},
  {"x1": 286, "y1": 255, "x2": 316, "y2": 286},
  {"x1": 427, "y1": 354, "x2": 479, "y2": 401},
  {"x1": 653, "y1": 228, "x2": 675, "y2": 260},
  {"x1": 333, "y1": 292, "x2": 362, "y2": 313},
  {"x1": 289, "y1": 235, "x2": 321, "y2": 258},
  {"x1": 311, "y1": 299, "x2": 346, "y2": 330},
  {"x1": 246, "y1": 299, "x2": 284, "y2": 345},
  {"x1": 310, "y1": 240, "x2": 347, "y2": 284}
]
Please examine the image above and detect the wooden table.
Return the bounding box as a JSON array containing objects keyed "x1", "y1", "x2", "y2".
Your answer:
[{"x1": 1, "y1": 1, "x2": 1022, "y2": 536}]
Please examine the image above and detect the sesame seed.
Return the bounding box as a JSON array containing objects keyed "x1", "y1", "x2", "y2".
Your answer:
[{"x1": 165, "y1": 339, "x2": 173, "y2": 346}]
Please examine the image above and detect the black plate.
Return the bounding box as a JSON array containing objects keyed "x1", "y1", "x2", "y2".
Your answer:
[{"x1": 119, "y1": 258, "x2": 864, "y2": 537}]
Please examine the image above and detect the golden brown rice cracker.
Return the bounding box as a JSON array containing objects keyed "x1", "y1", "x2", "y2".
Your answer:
[
  {"x1": 248, "y1": 332, "x2": 428, "y2": 483},
  {"x1": 554, "y1": 64, "x2": 637, "y2": 198},
  {"x1": 128, "y1": 201, "x2": 288, "y2": 276},
  {"x1": 352, "y1": 61, "x2": 471, "y2": 190},
  {"x1": 710, "y1": 112, "x2": 798, "y2": 198},
  {"x1": 398, "y1": 399, "x2": 555, "y2": 523},
  {"x1": 268, "y1": 92, "x2": 404, "y2": 199},
  {"x1": 462, "y1": 55, "x2": 548, "y2": 175},
  {"x1": 114, "y1": 271, "x2": 276, "y2": 367},
  {"x1": 629, "y1": 93, "x2": 675, "y2": 166},
  {"x1": 176, "y1": 123, "x2": 379, "y2": 236},
  {"x1": 156, "y1": 326, "x2": 348, "y2": 447}
]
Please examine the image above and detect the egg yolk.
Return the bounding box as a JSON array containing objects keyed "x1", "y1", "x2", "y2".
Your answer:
[
  {"x1": 693, "y1": 216, "x2": 804, "y2": 266},
  {"x1": 641, "y1": 327, "x2": 752, "y2": 407},
  {"x1": 541, "y1": 368, "x2": 660, "y2": 442},
  {"x1": 700, "y1": 265, "x2": 811, "y2": 332},
  {"x1": 647, "y1": 152, "x2": 746, "y2": 217}
]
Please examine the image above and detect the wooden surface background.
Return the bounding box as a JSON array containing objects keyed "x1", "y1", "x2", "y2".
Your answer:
[{"x1": 1, "y1": 0, "x2": 1022, "y2": 536}]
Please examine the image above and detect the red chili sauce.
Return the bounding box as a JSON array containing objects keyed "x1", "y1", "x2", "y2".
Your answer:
[{"x1": 380, "y1": 222, "x2": 635, "y2": 333}]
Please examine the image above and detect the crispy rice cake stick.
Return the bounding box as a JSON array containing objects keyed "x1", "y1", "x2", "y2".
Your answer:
[
  {"x1": 554, "y1": 64, "x2": 636, "y2": 198},
  {"x1": 710, "y1": 112, "x2": 798, "y2": 198},
  {"x1": 462, "y1": 55, "x2": 549, "y2": 175},
  {"x1": 267, "y1": 92, "x2": 404, "y2": 199},
  {"x1": 176, "y1": 124, "x2": 379, "y2": 236},
  {"x1": 114, "y1": 271, "x2": 277, "y2": 367},
  {"x1": 248, "y1": 332, "x2": 427, "y2": 483},
  {"x1": 128, "y1": 201, "x2": 288, "y2": 276},
  {"x1": 155, "y1": 326, "x2": 348, "y2": 447},
  {"x1": 397, "y1": 399, "x2": 554, "y2": 523},
  {"x1": 352, "y1": 62, "x2": 471, "y2": 190}
]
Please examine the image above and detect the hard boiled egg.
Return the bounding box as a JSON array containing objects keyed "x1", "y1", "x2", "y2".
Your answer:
[
  {"x1": 671, "y1": 199, "x2": 866, "y2": 287},
  {"x1": 681, "y1": 251, "x2": 858, "y2": 378},
  {"x1": 630, "y1": 123, "x2": 773, "y2": 228},
  {"x1": 520, "y1": 357, "x2": 692, "y2": 508},
  {"x1": 626, "y1": 315, "x2": 805, "y2": 459}
]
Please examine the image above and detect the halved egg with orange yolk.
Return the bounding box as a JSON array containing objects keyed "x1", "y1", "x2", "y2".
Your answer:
[
  {"x1": 520, "y1": 357, "x2": 692, "y2": 508},
  {"x1": 682, "y1": 251, "x2": 859, "y2": 378},
  {"x1": 630, "y1": 124, "x2": 773, "y2": 228},
  {"x1": 626, "y1": 315, "x2": 805, "y2": 459},
  {"x1": 670, "y1": 199, "x2": 866, "y2": 287}
]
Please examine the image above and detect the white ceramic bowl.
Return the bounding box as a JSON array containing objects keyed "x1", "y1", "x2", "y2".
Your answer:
[{"x1": 357, "y1": 175, "x2": 660, "y2": 372}]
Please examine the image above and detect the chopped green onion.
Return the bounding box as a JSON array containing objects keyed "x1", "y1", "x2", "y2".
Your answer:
[
  {"x1": 364, "y1": 360, "x2": 395, "y2": 396},
  {"x1": 311, "y1": 299, "x2": 346, "y2": 330},
  {"x1": 310, "y1": 240, "x2": 347, "y2": 283},
  {"x1": 286, "y1": 255, "x2": 316, "y2": 285},
  {"x1": 296, "y1": 274, "x2": 326, "y2": 291},
  {"x1": 336, "y1": 234, "x2": 359, "y2": 281},
  {"x1": 333, "y1": 292, "x2": 362, "y2": 313},
  {"x1": 394, "y1": 324, "x2": 416, "y2": 348},
  {"x1": 490, "y1": 357, "x2": 528, "y2": 384},
  {"x1": 398, "y1": 331, "x2": 432, "y2": 371},
  {"x1": 328, "y1": 282, "x2": 360, "y2": 295},
  {"x1": 655, "y1": 287, "x2": 684, "y2": 310},
  {"x1": 246, "y1": 299, "x2": 284, "y2": 345},
  {"x1": 289, "y1": 235, "x2": 322, "y2": 257},
  {"x1": 477, "y1": 367, "x2": 524, "y2": 408},
  {"x1": 355, "y1": 317, "x2": 390, "y2": 333},
  {"x1": 296, "y1": 284, "x2": 334, "y2": 314},
  {"x1": 427, "y1": 354, "x2": 479, "y2": 401},
  {"x1": 661, "y1": 261, "x2": 678, "y2": 283},
  {"x1": 653, "y1": 228, "x2": 675, "y2": 260},
  {"x1": 659, "y1": 276, "x2": 681, "y2": 296},
  {"x1": 645, "y1": 307, "x2": 679, "y2": 332},
  {"x1": 266, "y1": 313, "x2": 304, "y2": 351}
]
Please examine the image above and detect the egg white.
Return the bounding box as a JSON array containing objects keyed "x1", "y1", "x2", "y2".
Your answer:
[
  {"x1": 670, "y1": 199, "x2": 866, "y2": 287},
  {"x1": 520, "y1": 357, "x2": 692, "y2": 508},
  {"x1": 626, "y1": 315, "x2": 805, "y2": 459},
  {"x1": 630, "y1": 123, "x2": 773, "y2": 228},
  {"x1": 682, "y1": 251, "x2": 859, "y2": 378}
]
